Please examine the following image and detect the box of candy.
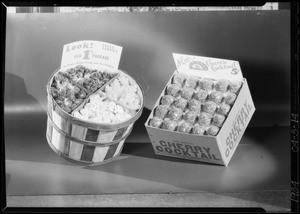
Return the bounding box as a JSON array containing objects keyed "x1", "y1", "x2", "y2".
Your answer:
[
  {"x1": 46, "y1": 40, "x2": 146, "y2": 165},
  {"x1": 145, "y1": 53, "x2": 255, "y2": 166}
]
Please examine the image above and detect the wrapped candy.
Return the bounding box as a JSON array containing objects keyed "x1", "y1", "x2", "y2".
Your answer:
[
  {"x1": 193, "y1": 89, "x2": 208, "y2": 102},
  {"x1": 166, "y1": 84, "x2": 181, "y2": 97},
  {"x1": 191, "y1": 124, "x2": 207, "y2": 135},
  {"x1": 198, "y1": 112, "x2": 212, "y2": 126},
  {"x1": 181, "y1": 86, "x2": 195, "y2": 100},
  {"x1": 206, "y1": 125, "x2": 220, "y2": 136},
  {"x1": 162, "y1": 118, "x2": 178, "y2": 131},
  {"x1": 173, "y1": 97, "x2": 188, "y2": 110},
  {"x1": 184, "y1": 76, "x2": 198, "y2": 89},
  {"x1": 149, "y1": 117, "x2": 163, "y2": 128},
  {"x1": 217, "y1": 102, "x2": 231, "y2": 115},
  {"x1": 154, "y1": 105, "x2": 169, "y2": 118},
  {"x1": 212, "y1": 114, "x2": 226, "y2": 127},
  {"x1": 209, "y1": 91, "x2": 223, "y2": 104},
  {"x1": 188, "y1": 99, "x2": 202, "y2": 113},
  {"x1": 160, "y1": 95, "x2": 175, "y2": 106},
  {"x1": 214, "y1": 79, "x2": 230, "y2": 93},
  {"x1": 229, "y1": 80, "x2": 242, "y2": 93},
  {"x1": 172, "y1": 72, "x2": 187, "y2": 85},
  {"x1": 223, "y1": 92, "x2": 237, "y2": 105},
  {"x1": 178, "y1": 122, "x2": 193, "y2": 133},
  {"x1": 183, "y1": 110, "x2": 198, "y2": 124},
  {"x1": 199, "y1": 78, "x2": 213, "y2": 91},
  {"x1": 202, "y1": 101, "x2": 217, "y2": 115},
  {"x1": 167, "y1": 107, "x2": 183, "y2": 121}
]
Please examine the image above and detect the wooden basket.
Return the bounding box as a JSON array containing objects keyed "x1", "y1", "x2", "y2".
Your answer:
[{"x1": 46, "y1": 66, "x2": 145, "y2": 165}]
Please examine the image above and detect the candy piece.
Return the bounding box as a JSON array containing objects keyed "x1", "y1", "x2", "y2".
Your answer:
[
  {"x1": 202, "y1": 101, "x2": 217, "y2": 115},
  {"x1": 160, "y1": 95, "x2": 175, "y2": 106},
  {"x1": 149, "y1": 117, "x2": 163, "y2": 128},
  {"x1": 223, "y1": 92, "x2": 237, "y2": 105},
  {"x1": 167, "y1": 107, "x2": 183, "y2": 121},
  {"x1": 173, "y1": 97, "x2": 188, "y2": 110},
  {"x1": 188, "y1": 99, "x2": 202, "y2": 113},
  {"x1": 183, "y1": 110, "x2": 198, "y2": 124},
  {"x1": 214, "y1": 79, "x2": 230, "y2": 93},
  {"x1": 162, "y1": 118, "x2": 178, "y2": 131},
  {"x1": 198, "y1": 112, "x2": 212, "y2": 126},
  {"x1": 218, "y1": 102, "x2": 231, "y2": 115},
  {"x1": 181, "y1": 86, "x2": 195, "y2": 100},
  {"x1": 166, "y1": 84, "x2": 181, "y2": 97},
  {"x1": 207, "y1": 125, "x2": 220, "y2": 136},
  {"x1": 229, "y1": 80, "x2": 242, "y2": 93},
  {"x1": 172, "y1": 73, "x2": 187, "y2": 85},
  {"x1": 192, "y1": 124, "x2": 207, "y2": 135},
  {"x1": 154, "y1": 105, "x2": 169, "y2": 118},
  {"x1": 212, "y1": 114, "x2": 226, "y2": 127},
  {"x1": 178, "y1": 122, "x2": 193, "y2": 133},
  {"x1": 199, "y1": 78, "x2": 213, "y2": 91},
  {"x1": 193, "y1": 89, "x2": 208, "y2": 102},
  {"x1": 184, "y1": 76, "x2": 198, "y2": 89},
  {"x1": 209, "y1": 91, "x2": 223, "y2": 103}
]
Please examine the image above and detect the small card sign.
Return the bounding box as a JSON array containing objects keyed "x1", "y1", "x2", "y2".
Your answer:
[
  {"x1": 173, "y1": 53, "x2": 243, "y2": 82},
  {"x1": 60, "y1": 40, "x2": 123, "y2": 70}
]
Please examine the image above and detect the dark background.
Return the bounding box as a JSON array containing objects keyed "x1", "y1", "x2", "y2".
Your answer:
[{"x1": 5, "y1": 11, "x2": 290, "y2": 127}]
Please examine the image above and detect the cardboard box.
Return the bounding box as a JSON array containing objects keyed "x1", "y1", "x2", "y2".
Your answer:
[{"x1": 145, "y1": 53, "x2": 255, "y2": 166}]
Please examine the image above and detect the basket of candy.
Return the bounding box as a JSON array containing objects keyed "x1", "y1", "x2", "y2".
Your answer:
[{"x1": 145, "y1": 53, "x2": 255, "y2": 166}]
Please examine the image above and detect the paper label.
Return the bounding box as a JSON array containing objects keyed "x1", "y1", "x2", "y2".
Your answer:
[
  {"x1": 60, "y1": 40, "x2": 123, "y2": 70},
  {"x1": 173, "y1": 53, "x2": 243, "y2": 81}
]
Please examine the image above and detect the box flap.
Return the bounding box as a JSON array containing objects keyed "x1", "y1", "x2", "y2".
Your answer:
[
  {"x1": 60, "y1": 40, "x2": 123, "y2": 70},
  {"x1": 173, "y1": 53, "x2": 243, "y2": 82}
]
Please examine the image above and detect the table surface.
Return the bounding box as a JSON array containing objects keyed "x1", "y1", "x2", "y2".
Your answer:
[{"x1": 4, "y1": 11, "x2": 291, "y2": 211}]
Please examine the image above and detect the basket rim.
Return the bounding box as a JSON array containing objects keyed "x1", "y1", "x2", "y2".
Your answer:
[{"x1": 46, "y1": 65, "x2": 145, "y2": 130}]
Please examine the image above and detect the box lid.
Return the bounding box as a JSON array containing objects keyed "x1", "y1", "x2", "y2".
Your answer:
[{"x1": 173, "y1": 53, "x2": 243, "y2": 82}]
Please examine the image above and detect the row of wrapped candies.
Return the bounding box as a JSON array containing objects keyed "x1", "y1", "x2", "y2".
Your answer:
[
  {"x1": 171, "y1": 72, "x2": 242, "y2": 94},
  {"x1": 149, "y1": 117, "x2": 220, "y2": 136}
]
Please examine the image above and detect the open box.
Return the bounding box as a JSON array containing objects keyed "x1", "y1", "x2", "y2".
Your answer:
[{"x1": 145, "y1": 53, "x2": 255, "y2": 166}]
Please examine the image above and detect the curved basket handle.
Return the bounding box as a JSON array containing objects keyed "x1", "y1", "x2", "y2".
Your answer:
[{"x1": 137, "y1": 74, "x2": 149, "y2": 95}]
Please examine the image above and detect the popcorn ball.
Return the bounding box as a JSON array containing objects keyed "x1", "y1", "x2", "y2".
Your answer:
[
  {"x1": 160, "y1": 95, "x2": 175, "y2": 106},
  {"x1": 192, "y1": 124, "x2": 207, "y2": 135},
  {"x1": 105, "y1": 74, "x2": 141, "y2": 111},
  {"x1": 154, "y1": 105, "x2": 169, "y2": 118},
  {"x1": 173, "y1": 97, "x2": 188, "y2": 110},
  {"x1": 212, "y1": 114, "x2": 226, "y2": 127},
  {"x1": 181, "y1": 86, "x2": 195, "y2": 100},
  {"x1": 178, "y1": 122, "x2": 193, "y2": 133},
  {"x1": 209, "y1": 91, "x2": 224, "y2": 104},
  {"x1": 207, "y1": 125, "x2": 220, "y2": 136},
  {"x1": 184, "y1": 76, "x2": 198, "y2": 89},
  {"x1": 166, "y1": 84, "x2": 181, "y2": 97},
  {"x1": 229, "y1": 80, "x2": 242, "y2": 93},
  {"x1": 202, "y1": 101, "x2": 217, "y2": 115},
  {"x1": 149, "y1": 117, "x2": 163, "y2": 128},
  {"x1": 217, "y1": 102, "x2": 231, "y2": 115},
  {"x1": 193, "y1": 89, "x2": 208, "y2": 102},
  {"x1": 198, "y1": 112, "x2": 212, "y2": 126},
  {"x1": 188, "y1": 99, "x2": 202, "y2": 113},
  {"x1": 223, "y1": 92, "x2": 237, "y2": 105},
  {"x1": 183, "y1": 110, "x2": 198, "y2": 124},
  {"x1": 172, "y1": 73, "x2": 187, "y2": 85},
  {"x1": 199, "y1": 78, "x2": 213, "y2": 91},
  {"x1": 162, "y1": 118, "x2": 178, "y2": 131},
  {"x1": 167, "y1": 107, "x2": 183, "y2": 121},
  {"x1": 214, "y1": 79, "x2": 230, "y2": 93}
]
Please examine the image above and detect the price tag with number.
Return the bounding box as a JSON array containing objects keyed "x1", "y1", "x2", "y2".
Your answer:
[{"x1": 60, "y1": 40, "x2": 123, "y2": 70}]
